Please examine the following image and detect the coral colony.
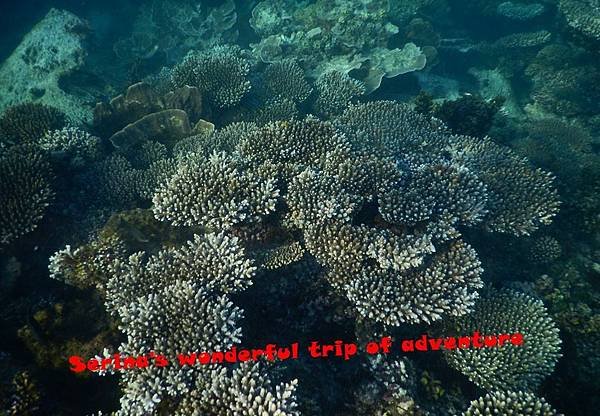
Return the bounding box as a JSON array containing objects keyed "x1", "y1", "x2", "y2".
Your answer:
[{"x1": 0, "y1": 0, "x2": 599, "y2": 415}]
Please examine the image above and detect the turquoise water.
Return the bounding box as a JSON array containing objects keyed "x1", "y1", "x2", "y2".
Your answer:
[{"x1": 0, "y1": 1, "x2": 598, "y2": 414}]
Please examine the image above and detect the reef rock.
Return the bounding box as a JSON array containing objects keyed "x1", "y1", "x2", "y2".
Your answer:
[{"x1": 0, "y1": 9, "x2": 91, "y2": 123}]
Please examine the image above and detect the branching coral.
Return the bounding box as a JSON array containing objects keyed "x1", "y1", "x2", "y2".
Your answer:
[
  {"x1": 175, "y1": 362, "x2": 300, "y2": 415},
  {"x1": 39, "y1": 127, "x2": 101, "y2": 167},
  {"x1": 559, "y1": 0, "x2": 600, "y2": 41},
  {"x1": 335, "y1": 101, "x2": 559, "y2": 237},
  {"x1": 5, "y1": 371, "x2": 41, "y2": 416},
  {"x1": 82, "y1": 155, "x2": 143, "y2": 208},
  {"x1": 513, "y1": 118, "x2": 599, "y2": 186},
  {"x1": 253, "y1": 98, "x2": 300, "y2": 125},
  {"x1": 464, "y1": 391, "x2": 561, "y2": 416},
  {"x1": 286, "y1": 168, "x2": 363, "y2": 229},
  {"x1": 378, "y1": 161, "x2": 489, "y2": 238},
  {"x1": 445, "y1": 288, "x2": 562, "y2": 391},
  {"x1": 344, "y1": 239, "x2": 483, "y2": 325},
  {"x1": 496, "y1": 2, "x2": 545, "y2": 21},
  {"x1": 261, "y1": 60, "x2": 312, "y2": 104},
  {"x1": 0, "y1": 145, "x2": 54, "y2": 245},
  {"x1": 334, "y1": 100, "x2": 448, "y2": 161},
  {"x1": 49, "y1": 234, "x2": 127, "y2": 290},
  {"x1": 238, "y1": 117, "x2": 352, "y2": 169},
  {"x1": 313, "y1": 71, "x2": 365, "y2": 118},
  {"x1": 171, "y1": 45, "x2": 251, "y2": 108},
  {"x1": 94, "y1": 230, "x2": 300, "y2": 415},
  {"x1": 303, "y1": 222, "x2": 481, "y2": 325},
  {"x1": 0, "y1": 102, "x2": 66, "y2": 147},
  {"x1": 448, "y1": 136, "x2": 560, "y2": 236},
  {"x1": 433, "y1": 95, "x2": 504, "y2": 137},
  {"x1": 152, "y1": 152, "x2": 279, "y2": 229},
  {"x1": 260, "y1": 241, "x2": 305, "y2": 270},
  {"x1": 174, "y1": 122, "x2": 258, "y2": 160}
]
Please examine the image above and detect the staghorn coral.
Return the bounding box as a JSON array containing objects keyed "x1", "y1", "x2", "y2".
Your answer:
[
  {"x1": 491, "y1": 30, "x2": 552, "y2": 50},
  {"x1": 335, "y1": 102, "x2": 559, "y2": 236},
  {"x1": 152, "y1": 152, "x2": 279, "y2": 229},
  {"x1": 313, "y1": 71, "x2": 366, "y2": 118},
  {"x1": 529, "y1": 65, "x2": 600, "y2": 117},
  {"x1": 261, "y1": 60, "x2": 312, "y2": 104},
  {"x1": 253, "y1": 98, "x2": 300, "y2": 125},
  {"x1": 304, "y1": 222, "x2": 482, "y2": 325},
  {"x1": 0, "y1": 145, "x2": 54, "y2": 245},
  {"x1": 117, "y1": 279, "x2": 243, "y2": 358},
  {"x1": 286, "y1": 168, "x2": 363, "y2": 229},
  {"x1": 171, "y1": 45, "x2": 251, "y2": 108},
  {"x1": 378, "y1": 161, "x2": 489, "y2": 237},
  {"x1": 82, "y1": 155, "x2": 143, "y2": 208},
  {"x1": 353, "y1": 354, "x2": 422, "y2": 415},
  {"x1": 0, "y1": 102, "x2": 66, "y2": 147},
  {"x1": 105, "y1": 232, "x2": 256, "y2": 312},
  {"x1": 524, "y1": 46, "x2": 600, "y2": 117},
  {"x1": 463, "y1": 390, "x2": 561, "y2": 416},
  {"x1": 445, "y1": 288, "x2": 562, "y2": 391},
  {"x1": 513, "y1": 118, "x2": 599, "y2": 186},
  {"x1": 175, "y1": 362, "x2": 300, "y2": 415}
]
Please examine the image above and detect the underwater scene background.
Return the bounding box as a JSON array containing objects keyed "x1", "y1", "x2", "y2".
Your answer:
[{"x1": 0, "y1": 0, "x2": 599, "y2": 414}]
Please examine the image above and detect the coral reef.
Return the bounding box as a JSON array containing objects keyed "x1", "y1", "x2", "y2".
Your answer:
[
  {"x1": 261, "y1": 60, "x2": 312, "y2": 104},
  {"x1": 513, "y1": 118, "x2": 599, "y2": 186},
  {"x1": 448, "y1": 136, "x2": 560, "y2": 236},
  {"x1": 93, "y1": 230, "x2": 300, "y2": 415},
  {"x1": 0, "y1": 145, "x2": 54, "y2": 246},
  {"x1": 530, "y1": 236, "x2": 562, "y2": 264},
  {"x1": 113, "y1": 0, "x2": 238, "y2": 65},
  {"x1": 39, "y1": 127, "x2": 101, "y2": 168},
  {"x1": 525, "y1": 45, "x2": 600, "y2": 118},
  {"x1": 559, "y1": 0, "x2": 600, "y2": 41},
  {"x1": 171, "y1": 45, "x2": 251, "y2": 109},
  {"x1": 496, "y1": 2, "x2": 545, "y2": 21},
  {"x1": 445, "y1": 288, "x2": 562, "y2": 391},
  {"x1": 313, "y1": 71, "x2": 365, "y2": 118},
  {"x1": 3, "y1": 371, "x2": 41, "y2": 416},
  {"x1": 153, "y1": 152, "x2": 279, "y2": 229},
  {"x1": 249, "y1": 0, "x2": 427, "y2": 93},
  {"x1": 464, "y1": 390, "x2": 561, "y2": 416},
  {"x1": 0, "y1": 103, "x2": 66, "y2": 147},
  {"x1": 433, "y1": 95, "x2": 504, "y2": 137}
]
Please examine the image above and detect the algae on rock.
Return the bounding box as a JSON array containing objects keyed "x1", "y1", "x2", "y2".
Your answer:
[{"x1": 0, "y1": 9, "x2": 91, "y2": 124}]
